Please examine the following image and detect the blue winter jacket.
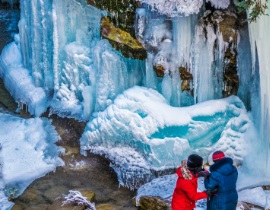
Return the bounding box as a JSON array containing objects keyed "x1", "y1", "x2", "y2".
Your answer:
[{"x1": 205, "y1": 157, "x2": 238, "y2": 210}]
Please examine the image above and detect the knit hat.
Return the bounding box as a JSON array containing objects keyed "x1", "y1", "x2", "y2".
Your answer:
[
  {"x1": 212, "y1": 151, "x2": 225, "y2": 162},
  {"x1": 187, "y1": 154, "x2": 203, "y2": 169}
]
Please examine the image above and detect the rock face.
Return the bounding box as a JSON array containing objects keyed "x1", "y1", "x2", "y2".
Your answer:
[
  {"x1": 86, "y1": 0, "x2": 147, "y2": 60},
  {"x1": 101, "y1": 17, "x2": 147, "y2": 60},
  {"x1": 86, "y1": 0, "x2": 139, "y2": 37},
  {"x1": 135, "y1": 196, "x2": 170, "y2": 210}
]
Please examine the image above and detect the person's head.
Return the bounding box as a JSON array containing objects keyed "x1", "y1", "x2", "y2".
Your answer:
[
  {"x1": 187, "y1": 154, "x2": 203, "y2": 174},
  {"x1": 212, "y1": 150, "x2": 225, "y2": 162}
]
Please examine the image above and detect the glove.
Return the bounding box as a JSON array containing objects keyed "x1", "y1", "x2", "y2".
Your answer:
[
  {"x1": 204, "y1": 187, "x2": 219, "y2": 198},
  {"x1": 198, "y1": 170, "x2": 210, "y2": 178}
]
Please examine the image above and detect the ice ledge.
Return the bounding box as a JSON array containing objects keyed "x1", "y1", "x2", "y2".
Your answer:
[{"x1": 0, "y1": 41, "x2": 47, "y2": 116}]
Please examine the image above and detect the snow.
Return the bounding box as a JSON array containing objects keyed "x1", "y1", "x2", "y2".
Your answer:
[
  {"x1": 238, "y1": 187, "x2": 266, "y2": 207},
  {"x1": 81, "y1": 86, "x2": 255, "y2": 188},
  {"x1": 137, "y1": 0, "x2": 204, "y2": 17},
  {"x1": 0, "y1": 113, "x2": 63, "y2": 210},
  {"x1": 0, "y1": 40, "x2": 48, "y2": 116}
]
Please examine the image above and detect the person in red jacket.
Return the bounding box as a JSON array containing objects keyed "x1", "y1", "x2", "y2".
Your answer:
[{"x1": 171, "y1": 154, "x2": 208, "y2": 210}]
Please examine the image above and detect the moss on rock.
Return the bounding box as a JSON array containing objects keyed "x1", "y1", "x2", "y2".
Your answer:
[
  {"x1": 136, "y1": 196, "x2": 170, "y2": 210},
  {"x1": 86, "y1": 0, "x2": 139, "y2": 37},
  {"x1": 101, "y1": 17, "x2": 147, "y2": 60}
]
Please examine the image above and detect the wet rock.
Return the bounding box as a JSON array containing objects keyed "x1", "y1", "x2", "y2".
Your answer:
[
  {"x1": 80, "y1": 190, "x2": 95, "y2": 202},
  {"x1": 86, "y1": 0, "x2": 139, "y2": 37},
  {"x1": 153, "y1": 65, "x2": 193, "y2": 93},
  {"x1": 96, "y1": 203, "x2": 119, "y2": 210},
  {"x1": 10, "y1": 205, "x2": 23, "y2": 210},
  {"x1": 11, "y1": 116, "x2": 136, "y2": 210},
  {"x1": 179, "y1": 67, "x2": 193, "y2": 92},
  {"x1": 44, "y1": 186, "x2": 69, "y2": 203},
  {"x1": 48, "y1": 199, "x2": 85, "y2": 210},
  {"x1": 96, "y1": 203, "x2": 117, "y2": 210},
  {"x1": 136, "y1": 196, "x2": 170, "y2": 210},
  {"x1": 0, "y1": 78, "x2": 18, "y2": 112},
  {"x1": 153, "y1": 65, "x2": 165, "y2": 78},
  {"x1": 17, "y1": 189, "x2": 42, "y2": 203},
  {"x1": 101, "y1": 17, "x2": 147, "y2": 60}
]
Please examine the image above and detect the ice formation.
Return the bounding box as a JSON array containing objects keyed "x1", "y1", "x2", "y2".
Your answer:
[
  {"x1": 249, "y1": 0, "x2": 270, "y2": 171},
  {"x1": 0, "y1": 113, "x2": 63, "y2": 209},
  {"x1": 135, "y1": 7, "x2": 237, "y2": 107},
  {"x1": 0, "y1": 0, "x2": 145, "y2": 119},
  {"x1": 0, "y1": 0, "x2": 268, "y2": 201},
  {"x1": 0, "y1": 38, "x2": 47, "y2": 116},
  {"x1": 80, "y1": 86, "x2": 255, "y2": 188},
  {"x1": 206, "y1": 0, "x2": 230, "y2": 9},
  {"x1": 62, "y1": 190, "x2": 96, "y2": 210},
  {"x1": 137, "y1": 0, "x2": 204, "y2": 17}
]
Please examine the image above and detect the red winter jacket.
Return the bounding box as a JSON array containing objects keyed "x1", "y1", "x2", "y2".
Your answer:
[{"x1": 171, "y1": 161, "x2": 207, "y2": 210}]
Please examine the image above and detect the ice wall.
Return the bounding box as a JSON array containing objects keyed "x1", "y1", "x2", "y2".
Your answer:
[
  {"x1": 0, "y1": 38, "x2": 47, "y2": 116},
  {"x1": 136, "y1": 7, "x2": 231, "y2": 107},
  {"x1": 0, "y1": 0, "x2": 145, "y2": 119},
  {"x1": 249, "y1": 0, "x2": 270, "y2": 169},
  {"x1": 192, "y1": 17, "x2": 225, "y2": 103}
]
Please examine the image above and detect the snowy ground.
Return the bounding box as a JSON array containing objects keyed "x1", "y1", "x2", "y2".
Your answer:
[{"x1": 0, "y1": 113, "x2": 63, "y2": 210}]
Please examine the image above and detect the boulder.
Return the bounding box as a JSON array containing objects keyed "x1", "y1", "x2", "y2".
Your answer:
[{"x1": 135, "y1": 196, "x2": 170, "y2": 210}]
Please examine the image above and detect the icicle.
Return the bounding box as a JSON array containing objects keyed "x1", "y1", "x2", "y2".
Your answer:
[{"x1": 249, "y1": 0, "x2": 270, "y2": 171}]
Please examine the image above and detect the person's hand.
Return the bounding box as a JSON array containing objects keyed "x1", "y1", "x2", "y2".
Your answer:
[
  {"x1": 204, "y1": 187, "x2": 219, "y2": 198},
  {"x1": 198, "y1": 170, "x2": 210, "y2": 178}
]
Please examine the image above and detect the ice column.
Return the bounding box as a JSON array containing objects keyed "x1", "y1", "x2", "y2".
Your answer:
[
  {"x1": 249, "y1": 0, "x2": 270, "y2": 169},
  {"x1": 92, "y1": 40, "x2": 128, "y2": 112},
  {"x1": 172, "y1": 15, "x2": 197, "y2": 69},
  {"x1": 193, "y1": 24, "x2": 216, "y2": 103},
  {"x1": 19, "y1": 0, "x2": 54, "y2": 91},
  {"x1": 52, "y1": 0, "x2": 101, "y2": 93},
  {"x1": 171, "y1": 15, "x2": 197, "y2": 106},
  {"x1": 192, "y1": 19, "x2": 225, "y2": 104}
]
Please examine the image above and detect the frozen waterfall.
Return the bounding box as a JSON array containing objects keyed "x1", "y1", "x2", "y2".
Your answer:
[
  {"x1": 0, "y1": 0, "x2": 146, "y2": 119},
  {"x1": 249, "y1": 0, "x2": 270, "y2": 170}
]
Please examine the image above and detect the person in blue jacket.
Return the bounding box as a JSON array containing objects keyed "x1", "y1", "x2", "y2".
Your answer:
[{"x1": 204, "y1": 151, "x2": 238, "y2": 210}]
